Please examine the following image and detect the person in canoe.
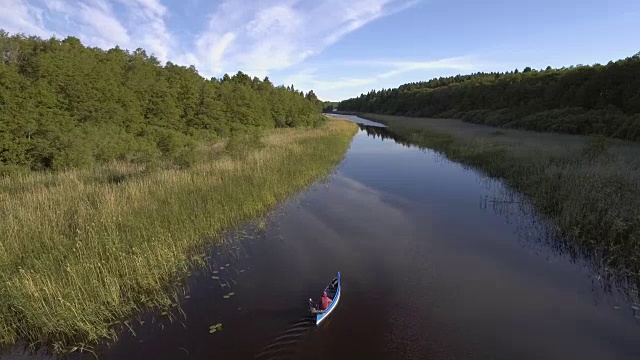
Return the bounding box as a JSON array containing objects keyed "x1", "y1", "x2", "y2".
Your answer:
[
  {"x1": 308, "y1": 275, "x2": 339, "y2": 314},
  {"x1": 319, "y1": 291, "x2": 332, "y2": 310}
]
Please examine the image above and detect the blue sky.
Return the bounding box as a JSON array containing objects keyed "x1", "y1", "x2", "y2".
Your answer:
[{"x1": 1, "y1": 0, "x2": 639, "y2": 101}]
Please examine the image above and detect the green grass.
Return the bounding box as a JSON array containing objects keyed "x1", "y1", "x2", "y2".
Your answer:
[
  {"x1": 0, "y1": 119, "x2": 357, "y2": 352},
  {"x1": 354, "y1": 113, "x2": 640, "y2": 277}
]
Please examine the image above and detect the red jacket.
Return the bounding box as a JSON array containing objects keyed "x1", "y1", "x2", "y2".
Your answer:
[{"x1": 320, "y1": 293, "x2": 332, "y2": 310}]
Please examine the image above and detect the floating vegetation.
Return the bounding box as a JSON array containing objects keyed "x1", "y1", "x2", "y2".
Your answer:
[{"x1": 209, "y1": 323, "x2": 223, "y2": 334}]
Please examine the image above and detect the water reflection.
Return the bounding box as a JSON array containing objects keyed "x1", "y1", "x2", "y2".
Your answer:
[
  {"x1": 358, "y1": 124, "x2": 640, "y2": 319},
  {"x1": 358, "y1": 124, "x2": 415, "y2": 148},
  {"x1": 357, "y1": 122, "x2": 640, "y2": 319},
  {"x1": 482, "y1": 184, "x2": 640, "y2": 312},
  {"x1": 6, "y1": 119, "x2": 640, "y2": 360}
]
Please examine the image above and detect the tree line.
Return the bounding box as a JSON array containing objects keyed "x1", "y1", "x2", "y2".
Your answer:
[
  {"x1": 338, "y1": 53, "x2": 640, "y2": 141},
  {"x1": 0, "y1": 30, "x2": 326, "y2": 173},
  {"x1": 322, "y1": 101, "x2": 338, "y2": 113}
]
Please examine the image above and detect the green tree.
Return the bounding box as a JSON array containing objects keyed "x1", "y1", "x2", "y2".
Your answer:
[
  {"x1": 0, "y1": 29, "x2": 326, "y2": 172},
  {"x1": 338, "y1": 52, "x2": 640, "y2": 141}
]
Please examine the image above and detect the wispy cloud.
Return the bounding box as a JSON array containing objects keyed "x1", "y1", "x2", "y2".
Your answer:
[
  {"x1": 0, "y1": 0, "x2": 52, "y2": 38},
  {"x1": 117, "y1": 0, "x2": 173, "y2": 60},
  {"x1": 285, "y1": 68, "x2": 379, "y2": 91},
  {"x1": 76, "y1": 1, "x2": 130, "y2": 49},
  {"x1": 283, "y1": 56, "x2": 479, "y2": 100},
  {"x1": 1, "y1": 0, "x2": 172, "y2": 61},
  {"x1": 0, "y1": 0, "x2": 423, "y2": 99},
  {"x1": 0, "y1": 0, "x2": 416, "y2": 77},
  {"x1": 365, "y1": 57, "x2": 477, "y2": 78},
  {"x1": 178, "y1": 0, "x2": 419, "y2": 77}
]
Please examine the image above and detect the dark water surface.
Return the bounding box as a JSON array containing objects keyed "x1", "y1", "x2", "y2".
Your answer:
[{"x1": 7, "y1": 115, "x2": 640, "y2": 359}]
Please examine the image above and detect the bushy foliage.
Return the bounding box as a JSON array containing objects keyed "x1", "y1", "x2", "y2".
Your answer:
[
  {"x1": 338, "y1": 54, "x2": 640, "y2": 141},
  {"x1": 0, "y1": 30, "x2": 325, "y2": 172}
]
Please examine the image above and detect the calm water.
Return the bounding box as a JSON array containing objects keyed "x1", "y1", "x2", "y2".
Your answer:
[{"x1": 7, "y1": 115, "x2": 640, "y2": 359}]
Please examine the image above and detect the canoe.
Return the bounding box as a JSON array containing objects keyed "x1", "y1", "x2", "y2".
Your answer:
[{"x1": 315, "y1": 272, "x2": 341, "y2": 325}]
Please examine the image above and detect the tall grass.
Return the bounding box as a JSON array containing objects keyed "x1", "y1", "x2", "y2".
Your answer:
[
  {"x1": 356, "y1": 113, "x2": 640, "y2": 277},
  {"x1": 0, "y1": 119, "x2": 357, "y2": 351}
]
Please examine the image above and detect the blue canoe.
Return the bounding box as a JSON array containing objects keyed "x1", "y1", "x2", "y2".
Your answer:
[{"x1": 315, "y1": 272, "x2": 341, "y2": 325}]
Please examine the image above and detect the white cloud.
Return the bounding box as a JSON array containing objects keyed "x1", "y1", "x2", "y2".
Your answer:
[
  {"x1": 0, "y1": 0, "x2": 52, "y2": 37},
  {"x1": 45, "y1": 0, "x2": 70, "y2": 13},
  {"x1": 0, "y1": 0, "x2": 420, "y2": 88},
  {"x1": 0, "y1": 0, "x2": 174, "y2": 61},
  {"x1": 116, "y1": 0, "x2": 173, "y2": 60},
  {"x1": 322, "y1": 0, "x2": 418, "y2": 46},
  {"x1": 187, "y1": 31, "x2": 237, "y2": 74},
  {"x1": 77, "y1": 1, "x2": 130, "y2": 49},
  {"x1": 376, "y1": 57, "x2": 477, "y2": 78},
  {"x1": 283, "y1": 68, "x2": 378, "y2": 92},
  {"x1": 183, "y1": 0, "x2": 417, "y2": 77},
  {"x1": 284, "y1": 56, "x2": 478, "y2": 100}
]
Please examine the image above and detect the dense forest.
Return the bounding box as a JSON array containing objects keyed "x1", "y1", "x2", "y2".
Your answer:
[
  {"x1": 338, "y1": 53, "x2": 640, "y2": 141},
  {"x1": 0, "y1": 30, "x2": 325, "y2": 173}
]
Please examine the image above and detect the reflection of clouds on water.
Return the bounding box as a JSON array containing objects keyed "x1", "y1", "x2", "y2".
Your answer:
[
  {"x1": 278, "y1": 173, "x2": 420, "y2": 264},
  {"x1": 333, "y1": 116, "x2": 640, "y2": 359},
  {"x1": 349, "y1": 116, "x2": 640, "y2": 328},
  {"x1": 329, "y1": 174, "x2": 417, "y2": 213}
]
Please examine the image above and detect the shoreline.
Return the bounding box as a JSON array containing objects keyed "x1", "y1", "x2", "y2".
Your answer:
[
  {"x1": 0, "y1": 119, "x2": 358, "y2": 353},
  {"x1": 341, "y1": 112, "x2": 640, "y2": 279}
]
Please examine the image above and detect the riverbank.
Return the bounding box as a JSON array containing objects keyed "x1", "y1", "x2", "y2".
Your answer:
[
  {"x1": 342, "y1": 112, "x2": 640, "y2": 277},
  {"x1": 0, "y1": 119, "x2": 357, "y2": 352}
]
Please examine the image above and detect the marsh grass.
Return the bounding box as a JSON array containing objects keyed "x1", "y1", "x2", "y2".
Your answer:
[
  {"x1": 0, "y1": 119, "x2": 357, "y2": 351},
  {"x1": 224, "y1": 128, "x2": 265, "y2": 159},
  {"x1": 356, "y1": 113, "x2": 640, "y2": 277}
]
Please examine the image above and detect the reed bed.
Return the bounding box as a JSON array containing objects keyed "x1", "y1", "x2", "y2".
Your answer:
[
  {"x1": 355, "y1": 113, "x2": 640, "y2": 278},
  {"x1": 0, "y1": 119, "x2": 357, "y2": 351}
]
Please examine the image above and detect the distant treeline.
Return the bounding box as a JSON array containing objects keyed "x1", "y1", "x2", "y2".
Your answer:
[
  {"x1": 338, "y1": 53, "x2": 640, "y2": 141},
  {"x1": 0, "y1": 30, "x2": 325, "y2": 172},
  {"x1": 322, "y1": 101, "x2": 338, "y2": 113}
]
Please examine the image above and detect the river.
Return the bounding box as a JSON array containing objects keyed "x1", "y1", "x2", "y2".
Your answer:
[{"x1": 7, "y1": 115, "x2": 640, "y2": 359}]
